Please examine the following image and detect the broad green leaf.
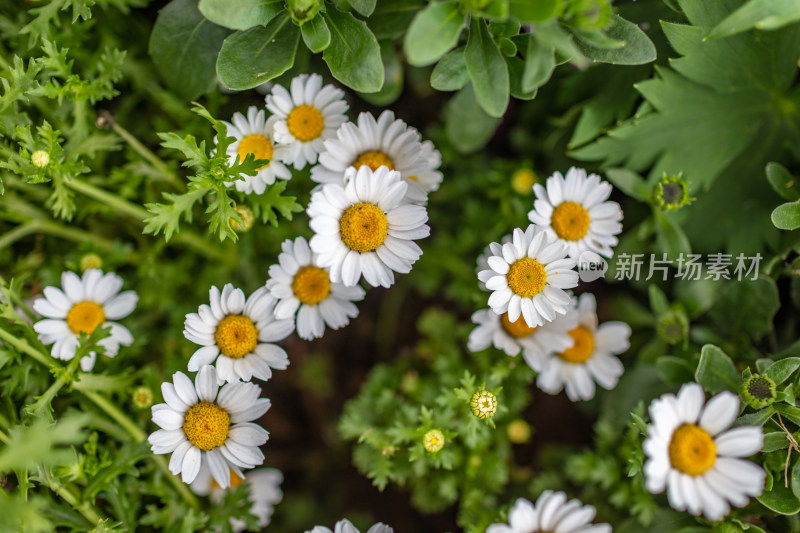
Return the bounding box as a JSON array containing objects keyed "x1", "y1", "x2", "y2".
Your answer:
[
  {"x1": 302, "y1": 13, "x2": 331, "y2": 53},
  {"x1": 368, "y1": 0, "x2": 425, "y2": 40},
  {"x1": 759, "y1": 481, "x2": 800, "y2": 515},
  {"x1": 766, "y1": 162, "x2": 800, "y2": 201},
  {"x1": 766, "y1": 357, "x2": 800, "y2": 385},
  {"x1": 508, "y1": 0, "x2": 560, "y2": 21},
  {"x1": 489, "y1": 20, "x2": 520, "y2": 39},
  {"x1": 521, "y1": 35, "x2": 555, "y2": 92},
  {"x1": 604, "y1": 168, "x2": 649, "y2": 201},
  {"x1": 734, "y1": 406, "x2": 774, "y2": 426},
  {"x1": 695, "y1": 344, "x2": 739, "y2": 394},
  {"x1": 348, "y1": 0, "x2": 376, "y2": 17},
  {"x1": 198, "y1": 0, "x2": 283, "y2": 30},
  {"x1": 323, "y1": 8, "x2": 384, "y2": 92},
  {"x1": 430, "y1": 49, "x2": 468, "y2": 91},
  {"x1": 710, "y1": 278, "x2": 779, "y2": 342},
  {"x1": 506, "y1": 57, "x2": 536, "y2": 100},
  {"x1": 656, "y1": 356, "x2": 695, "y2": 385},
  {"x1": 575, "y1": 15, "x2": 657, "y2": 65},
  {"x1": 762, "y1": 431, "x2": 789, "y2": 452},
  {"x1": 793, "y1": 458, "x2": 800, "y2": 500},
  {"x1": 708, "y1": 0, "x2": 800, "y2": 40},
  {"x1": 216, "y1": 13, "x2": 300, "y2": 90},
  {"x1": 358, "y1": 40, "x2": 403, "y2": 106},
  {"x1": 775, "y1": 403, "x2": 800, "y2": 426},
  {"x1": 653, "y1": 209, "x2": 691, "y2": 259},
  {"x1": 531, "y1": 20, "x2": 589, "y2": 68},
  {"x1": 648, "y1": 285, "x2": 669, "y2": 315},
  {"x1": 148, "y1": 0, "x2": 230, "y2": 100},
  {"x1": 403, "y1": 1, "x2": 465, "y2": 67},
  {"x1": 772, "y1": 201, "x2": 800, "y2": 230},
  {"x1": 465, "y1": 18, "x2": 509, "y2": 117},
  {"x1": 444, "y1": 84, "x2": 501, "y2": 154}
]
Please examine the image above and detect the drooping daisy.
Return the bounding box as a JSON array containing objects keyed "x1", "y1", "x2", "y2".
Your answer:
[
  {"x1": 467, "y1": 299, "x2": 578, "y2": 357},
  {"x1": 32, "y1": 269, "x2": 137, "y2": 371},
  {"x1": 479, "y1": 225, "x2": 578, "y2": 329},
  {"x1": 184, "y1": 284, "x2": 294, "y2": 384},
  {"x1": 528, "y1": 167, "x2": 623, "y2": 259},
  {"x1": 220, "y1": 106, "x2": 291, "y2": 195},
  {"x1": 148, "y1": 365, "x2": 270, "y2": 487},
  {"x1": 308, "y1": 165, "x2": 430, "y2": 288},
  {"x1": 311, "y1": 110, "x2": 441, "y2": 203},
  {"x1": 266, "y1": 237, "x2": 365, "y2": 340},
  {"x1": 524, "y1": 292, "x2": 628, "y2": 401},
  {"x1": 486, "y1": 491, "x2": 611, "y2": 533},
  {"x1": 190, "y1": 464, "x2": 283, "y2": 531},
  {"x1": 265, "y1": 74, "x2": 349, "y2": 170},
  {"x1": 643, "y1": 382, "x2": 765, "y2": 521},
  {"x1": 307, "y1": 519, "x2": 393, "y2": 533}
]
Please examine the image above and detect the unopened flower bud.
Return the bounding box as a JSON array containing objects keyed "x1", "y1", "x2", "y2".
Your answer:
[
  {"x1": 423, "y1": 429, "x2": 445, "y2": 453},
  {"x1": 470, "y1": 390, "x2": 497, "y2": 419}
]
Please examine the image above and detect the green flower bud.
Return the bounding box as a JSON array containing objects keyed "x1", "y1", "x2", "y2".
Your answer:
[
  {"x1": 653, "y1": 173, "x2": 694, "y2": 211},
  {"x1": 507, "y1": 419, "x2": 532, "y2": 444},
  {"x1": 230, "y1": 205, "x2": 254, "y2": 232},
  {"x1": 657, "y1": 309, "x2": 689, "y2": 345},
  {"x1": 286, "y1": 0, "x2": 320, "y2": 24},
  {"x1": 80, "y1": 253, "x2": 102, "y2": 272},
  {"x1": 132, "y1": 386, "x2": 154, "y2": 409},
  {"x1": 741, "y1": 374, "x2": 776, "y2": 409},
  {"x1": 31, "y1": 150, "x2": 50, "y2": 168},
  {"x1": 423, "y1": 429, "x2": 445, "y2": 453},
  {"x1": 470, "y1": 390, "x2": 497, "y2": 419}
]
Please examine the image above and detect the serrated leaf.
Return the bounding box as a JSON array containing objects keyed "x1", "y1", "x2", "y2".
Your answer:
[
  {"x1": 403, "y1": 0, "x2": 465, "y2": 67},
  {"x1": 301, "y1": 13, "x2": 331, "y2": 53},
  {"x1": 576, "y1": 15, "x2": 657, "y2": 65},
  {"x1": 322, "y1": 8, "x2": 384, "y2": 92},
  {"x1": 444, "y1": 84, "x2": 501, "y2": 154},
  {"x1": 143, "y1": 188, "x2": 207, "y2": 241},
  {"x1": 707, "y1": 0, "x2": 800, "y2": 40},
  {"x1": 695, "y1": 344, "x2": 739, "y2": 394},
  {"x1": 766, "y1": 162, "x2": 800, "y2": 201},
  {"x1": 430, "y1": 49, "x2": 467, "y2": 91},
  {"x1": 217, "y1": 12, "x2": 300, "y2": 90},
  {"x1": 772, "y1": 201, "x2": 800, "y2": 230},
  {"x1": 465, "y1": 18, "x2": 509, "y2": 117},
  {"x1": 198, "y1": 0, "x2": 283, "y2": 30}
]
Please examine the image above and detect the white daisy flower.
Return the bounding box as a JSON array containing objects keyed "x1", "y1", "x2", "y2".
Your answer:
[
  {"x1": 265, "y1": 73, "x2": 349, "y2": 170},
  {"x1": 467, "y1": 300, "x2": 578, "y2": 358},
  {"x1": 183, "y1": 284, "x2": 294, "y2": 384},
  {"x1": 266, "y1": 236, "x2": 365, "y2": 340},
  {"x1": 32, "y1": 269, "x2": 137, "y2": 371},
  {"x1": 477, "y1": 234, "x2": 512, "y2": 291},
  {"x1": 311, "y1": 110, "x2": 441, "y2": 203},
  {"x1": 148, "y1": 365, "x2": 270, "y2": 488},
  {"x1": 486, "y1": 491, "x2": 611, "y2": 533},
  {"x1": 479, "y1": 224, "x2": 578, "y2": 329},
  {"x1": 524, "y1": 292, "x2": 629, "y2": 401},
  {"x1": 643, "y1": 382, "x2": 765, "y2": 521},
  {"x1": 307, "y1": 519, "x2": 393, "y2": 533},
  {"x1": 220, "y1": 106, "x2": 291, "y2": 195},
  {"x1": 528, "y1": 167, "x2": 623, "y2": 259},
  {"x1": 308, "y1": 165, "x2": 430, "y2": 288},
  {"x1": 190, "y1": 464, "x2": 283, "y2": 531}
]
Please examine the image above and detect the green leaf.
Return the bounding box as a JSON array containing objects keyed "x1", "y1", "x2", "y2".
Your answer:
[
  {"x1": 465, "y1": 18, "x2": 509, "y2": 117},
  {"x1": 143, "y1": 188, "x2": 207, "y2": 241},
  {"x1": 758, "y1": 482, "x2": 800, "y2": 515},
  {"x1": 348, "y1": 0, "x2": 376, "y2": 17},
  {"x1": 766, "y1": 162, "x2": 800, "y2": 201},
  {"x1": 648, "y1": 285, "x2": 669, "y2": 315},
  {"x1": 656, "y1": 356, "x2": 696, "y2": 385},
  {"x1": 368, "y1": 0, "x2": 425, "y2": 40},
  {"x1": 531, "y1": 20, "x2": 590, "y2": 68},
  {"x1": 217, "y1": 12, "x2": 300, "y2": 90},
  {"x1": 506, "y1": 56, "x2": 536, "y2": 100},
  {"x1": 710, "y1": 278, "x2": 780, "y2": 342},
  {"x1": 444, "y1": 84, "x2": 501, "y2": 154},
  {"x1": 707, "y1": 0, "x2": 800, "y2": 40},
  {"x1": 521, "y1": 35, "x2": 555, "y2": 92},
  {"x1": 575, "y1": 15, "x2": 657, "y2": 65},
  {"x1": 653, "y1": 209, "x2": 691, "y2": 259},
  {"x1": 762, "y1": 431, "x2": 789, "y2": 453},
  {"x1": 358, "y1": 40, "x2": 404, "y2": 106},
  {"x1": 148, "y1": 0, "x2": 230, "y2": 100},
  {"x1": 793, "y1": 458, "x2": 800, "y2": 500},
  {"x1": 695, "y1": 344, "x2": 740, "y2": 394},
  {"x1": 403, "y1": 0, "x2": 465, "y2": 66},
  {"x1": 734, "y1": 406, "x2": 774, "y2": 426},
  {"x1": 766, "y1": 358, "x2": 800, "y2": 385},
  {"x1": 508, "y1": 0, "x2": 559, "y2": 21},
  {"x1": 772, "y1": 201, "x2": 800, "y2": 230},
  {"x1": 198, "y1": 0, "x2": 283, "y2": 30},
  {"x1": 604, "y1": 168, "x2": 649, "y2": 201},
  {"x1": 301, "y1": 13, "x2": 331, "y2": 53},
  {"x1": 323, "y1": 8, "x2": 384, "y2": 92},
  {"x1": 430, "y1": 49, "x2": 468, "y2": 91}
]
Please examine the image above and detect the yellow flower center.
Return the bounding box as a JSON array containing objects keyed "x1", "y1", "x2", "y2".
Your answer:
[
  {"x1": 211, "y1": 468, "x2": 244, "y2": 489},
  {"x1": 339, "y1": 203, "x2": 388, "y2": 253},
  {"x1": 506, "y1": 258, "x2": 547, "y2": 297},
  {"x1": 558, "y1": 326, "x2": 595, "y2": 364},
  {"x1": 352, "y1": 150, "x2": 394, "y2": 172},
  {"x1": 470, "y1": 390, "x2": 497, "y2": 419},
  {"x1": 551, "y1": 201, "x2": 590, "y2": 241},
  {"x1": 66, "y1": 301, "x2": 105, "y2": 335},
  {"x1": 511, "y1": 168, "x2": 537, "y2": 195},
  {"x1": 237, "y1": 134, "x2": 273, "y2": 170},
  {"x1": 292, "y1": 265, "x2": 331, "y2": 305},
  {"x1": 182, "y1": 402, "x2": 230, "y2": 451},
  {"x1": 215, "y1": 315, "x2": 258, "y2": 359},
  {"x1": 500, "y1": 312, "x2": 537, "y2": 338},
  {"x1": 287, "y1": 104, "x2": 324, "y2": 142},
  {"x1": 669, "y1": 424, "x2": 717, "y2": 476}
]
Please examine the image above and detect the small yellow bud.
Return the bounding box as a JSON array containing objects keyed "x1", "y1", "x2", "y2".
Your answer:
[
  {"x1": 470, "y1": 390, "x2": 497, "y2": 419},
  {"x1": 80, "y1": 253, "x2": 102, "y2": 272},
  {"x1": 511, "y1": 168, "x2": 537, "y2": 195},
  {"x1": 132, "y1": 386, "x2": 154, "y2": 409},
  {"x1": 507, "y1": 419, "x2": 532, "y2": 444},
  {"x1": 230, "y1": 205, "x2": 255, "y2": 232},
  {"x1": 423, "y1": 429, "x2": 445, "y2": 453},
  {"x1": 31, "y1": 150, "x2": 50, "y2": 168}
]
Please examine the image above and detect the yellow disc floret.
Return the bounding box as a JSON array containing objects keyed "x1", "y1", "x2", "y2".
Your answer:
[
  {"x1": 352, "y1": 150, "x2": 394, "y2": 172},
  {"x1": 339, "y1": 203, "x2": 388, "y2": 253},
  {"x1": 558, "y1": 326, "x2": 595, "y2": 364},
  {"x1": 500, "y1": 312, "x2": 537, "y2": 338},
  {"x1": 66, "y1": 301, "x2": 105, "y2": 335},
  {"x1": 292, "y1": 265, "x2": 331, "y2": 305},
  {"x1": 669, "y1": 424, "x2": 717, "y2": 476},
  {"x1": 215, "y1": 315, "x2": 259, "y2": 359},
  {"x1": 506, "y1": 257, "x2": 547, "y2": 298},
  {"x1": 237, "y1": 134, "x2": 273, "y2": 169},
  {"x1": 182, "y1": 402, "x2": 231, "y2": 451},
  {"x1": 470, "y1": 390, "x2": 497, "y2": 419},
  {"x1": 287, "y1": 104, "x2": 325, "y2": 141},
  {"x1": 551, "y1": 201, "x2": 590, "y2": 241}
]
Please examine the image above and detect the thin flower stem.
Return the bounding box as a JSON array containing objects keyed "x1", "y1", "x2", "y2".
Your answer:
[
  {"x1": 0, "y1": 325, "x2": 54, "y2": 368},
  {"x1": 45, "y1": 476, "x2": 102, "y2": 526},
  {"x1": 0, "y1": 219, "x2": 118, "y2": 253}
]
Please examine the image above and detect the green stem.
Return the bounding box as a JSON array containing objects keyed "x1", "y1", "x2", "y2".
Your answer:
[
  {"x1": 0, "y1": 222, "x2": 37, "y2": 250},
  {"x1": 0, "y1": 325, "x2": 54, "y2": 368},
  {"x1": 107, "y1": 118, "x2": 181, "y2": 187},
  {"x1": 47, "y1": 479, "x2": 102, "y2": 526},
  {"x1": 0, "y1": 219, "x2": 117, "y2": 252}
]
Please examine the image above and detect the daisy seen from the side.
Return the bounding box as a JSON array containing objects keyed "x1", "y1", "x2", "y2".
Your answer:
[
  {"x1": 528, "y1": 167, "x2": 623, "y2": 259},
  {"x1": 265, "y1": 73, "x2": 349, "y2": 170},
  {"x1": 184, "y1": 284, "x2": 294, "y2": 384},
  {"x1": 486, "y1": 491, "x2": 611, "y2": 533},
  {"x1": 524, "y1": 292, "x2": 629, "y2": 401},
  {"x1": 308, "y1": 165, "x2": 430, "y2": 288},
  {"x1": 479, "y1": 224, "x2": 578, "y2": 329},
  {"x1": 32, "y1": 269, "x2": 137, "y2": 371},
  {"x1": 266, "y1": 236, "x2": 365, "y2": 340},
  {"x1": 643, "y1": 382, "x2": 765, "y2": 521},
  {"x1": 148, "y1": 365, "x2": 271, "y2": 488},
  {"x1": 220, "y1": 106, "x2": 291, "y2": 195}
]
